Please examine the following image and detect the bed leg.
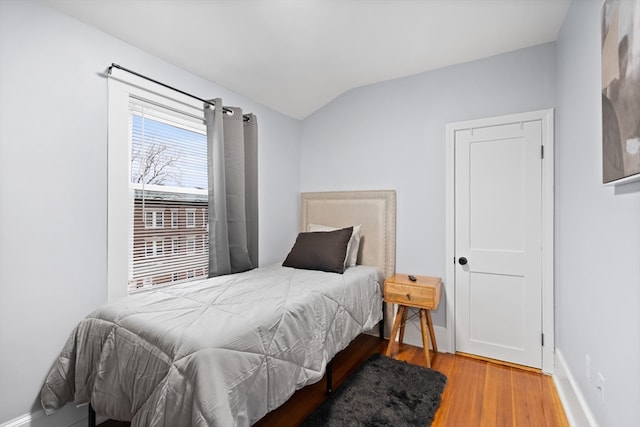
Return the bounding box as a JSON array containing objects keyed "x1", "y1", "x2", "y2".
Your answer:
[
  {"x1": 88, "y1": 404, "x2": 96, "y2": 427},
  {"x1": 326, "y1": 361, "x2": 333, "y2": 394}
]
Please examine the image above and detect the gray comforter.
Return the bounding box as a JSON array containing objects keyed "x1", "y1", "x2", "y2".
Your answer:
[{"x1": 41, "y1": 264, "x2": 383, "y2": 426}]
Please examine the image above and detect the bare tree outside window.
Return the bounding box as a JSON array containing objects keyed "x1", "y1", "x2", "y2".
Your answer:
[
  {"x1": 130, "y1": 113, "x2": 206, "y2": 189},
  {"x1": 131, "y1": 139, "x2": 182, "y2": 185}
]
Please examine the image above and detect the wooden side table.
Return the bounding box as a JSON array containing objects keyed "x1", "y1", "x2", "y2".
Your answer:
[{"x1": 384, "y1": 274, "x2": 442, "y2": 367}]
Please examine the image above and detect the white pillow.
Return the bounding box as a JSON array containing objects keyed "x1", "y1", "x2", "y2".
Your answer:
[{"x1": 307, "y1": 223, "x2": 361, "y2": 267}]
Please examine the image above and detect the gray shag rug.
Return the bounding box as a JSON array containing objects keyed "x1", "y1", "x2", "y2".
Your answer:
[{"x1": 301, "y1": 353, "x2": 447, "y2": 427}]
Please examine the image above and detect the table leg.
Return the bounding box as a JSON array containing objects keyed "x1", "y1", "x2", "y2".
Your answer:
[
  {"x1": 425, "y1": 308, "x2": 438, "y2": 354},
  {"x1": 398, "y1": 305, "x2": 409, "y2": 344},
  {"x1": 419, "y1": 309, "x2": 431, "y2": 368},
  {"x1": 386, "y1": 305, "x2": 406, "y2": 357}
]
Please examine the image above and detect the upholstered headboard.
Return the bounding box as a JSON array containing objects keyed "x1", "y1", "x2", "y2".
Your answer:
[
  {"x1": 300, "y1": 190, "x2": 396, "y2": 279},
  {"x1": 300, "y1": 190, "x2": 396, "y2": 336}
]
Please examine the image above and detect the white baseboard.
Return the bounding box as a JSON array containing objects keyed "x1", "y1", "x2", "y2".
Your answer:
[
  {"x1": 0, "y1": 411, "x2": 40, "y2": 427},
  {"x1": 553, "y1": 349, "x2": 599, "y2": 427},
  {"x1": 0, "y1": 404, "x2": 102, "y2": 427}
]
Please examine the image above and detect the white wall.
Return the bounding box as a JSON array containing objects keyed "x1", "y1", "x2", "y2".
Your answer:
[
  {"x1": 0, "y1": 0, "x2": 301, "y2": 424},
  {"x1": 556, "y1": 1, "x2": 640, "y2": 425},
  {"x1": 300, "y1": 42, "x2": 556, "y2": 331}
]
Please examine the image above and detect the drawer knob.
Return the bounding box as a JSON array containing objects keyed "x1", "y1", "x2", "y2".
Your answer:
[{"x1": 406, "y1": 293, "x2": 411, "y2": 300}]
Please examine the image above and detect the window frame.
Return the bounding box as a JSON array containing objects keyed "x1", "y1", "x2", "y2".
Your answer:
[
  {"x1": 186, "y1": 236, "x2": 196, "y2": 254},
  {"x1": 144, "y1": 238, "x2": 165, "y2": 257},
  {"x1": 186, "y1": 209, "x2": 196, "y2": 228},
  {"x1": 108, "y1": 69, "x2": 207, "y2": 301},
  {"x1": 171, "y1": 209, "x2": 179, "y2": 228},
  {"x1": 144, "y1": 209, "x2": 164, "y2": 229}
]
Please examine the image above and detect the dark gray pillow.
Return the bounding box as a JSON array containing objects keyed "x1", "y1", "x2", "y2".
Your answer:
[{"x1": 282, "y1": 226, "x2": 353, "y2": 274}]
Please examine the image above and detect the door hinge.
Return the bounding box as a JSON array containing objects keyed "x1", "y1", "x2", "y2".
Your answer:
[
  {"x1": 541, "y1": 145, "x2": 544, "y2": 159},
  {"x1": 541, "y1": 333, "x2": 544, "y2": 346}
]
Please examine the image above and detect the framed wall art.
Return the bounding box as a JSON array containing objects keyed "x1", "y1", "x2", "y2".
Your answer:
[{"x1": 601, "y1": 0, "x2": 640, "y2": 185}]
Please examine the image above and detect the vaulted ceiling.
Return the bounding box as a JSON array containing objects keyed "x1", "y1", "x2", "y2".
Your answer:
[{"x1": 39, "y1": 0, "x2": 571, "y2": 119}]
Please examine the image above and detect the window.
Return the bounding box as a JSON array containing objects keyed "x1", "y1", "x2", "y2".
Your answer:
[
  {"x1": 145, "y1": 239, "x2": 165, "y2": 257},
  {"x1": 108, "y1": 70, "x2": 209, "y2": 298},
  {"x1": 186, "y1": 209, "x2": 196, "y2": 227},
  {"x1": 186, "y1": 236, "x2": 196, "y2": 254},
  {"x1": 144, "y1": 210, "x2": 164, "y2": 228}
]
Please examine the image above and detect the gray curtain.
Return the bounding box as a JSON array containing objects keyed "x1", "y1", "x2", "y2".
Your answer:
[{"x1": 205, "y1": 98, "x2": 258, "y2": 276}]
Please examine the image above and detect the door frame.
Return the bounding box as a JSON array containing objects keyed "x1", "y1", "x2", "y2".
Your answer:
[{"x1": 444, "y1": 109, "x2": 555, "y2": 374}]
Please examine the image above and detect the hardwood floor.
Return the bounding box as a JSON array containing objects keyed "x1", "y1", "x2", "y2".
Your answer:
[{"x1": 99, "y1": 334, "x2": 568, "y2": 426}]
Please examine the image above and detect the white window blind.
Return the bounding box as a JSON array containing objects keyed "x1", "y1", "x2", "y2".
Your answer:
[{"x1": 128, "y1": 98, "x2": 209, "y2": 291}]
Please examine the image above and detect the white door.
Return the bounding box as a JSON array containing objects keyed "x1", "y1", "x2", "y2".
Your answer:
[{"x1": 454, "y1": 117, "x2": 542, "y2": 368}]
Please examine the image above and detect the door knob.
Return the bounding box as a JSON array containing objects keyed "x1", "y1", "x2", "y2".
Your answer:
[{"x1": 458, "y1": 257, "x2": 468, "y2": 265}]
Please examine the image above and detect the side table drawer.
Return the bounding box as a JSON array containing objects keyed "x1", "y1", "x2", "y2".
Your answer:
[{"x1": 384, "y1": 280, "x2": 441, "y2": 309}]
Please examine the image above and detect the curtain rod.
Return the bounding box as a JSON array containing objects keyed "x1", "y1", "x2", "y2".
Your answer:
[{"x1": 107, "y1": 63, "x2": 251, "y2": 122}]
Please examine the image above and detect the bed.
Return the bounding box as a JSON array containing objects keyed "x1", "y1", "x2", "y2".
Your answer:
[{"x1": 40, "y1": 190, "x2": 396, "y2": 426}]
